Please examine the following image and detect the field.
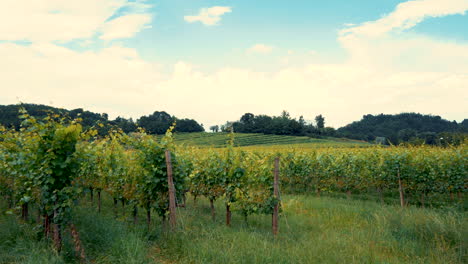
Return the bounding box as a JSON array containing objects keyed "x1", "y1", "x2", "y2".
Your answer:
[
  {"x1": 1, "y1": 193, "x2": 465, "y2": 264},
  {"x1": 173, "y1": 132, "x2": 370, "y2": 148},
  {"x1": 0, "y1": 117, "x2": 466, "y2": 264}
]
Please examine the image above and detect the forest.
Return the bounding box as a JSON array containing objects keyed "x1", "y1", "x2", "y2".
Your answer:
[{"x1": 1, "y1": 104, "x2": 466, "y2": 145}]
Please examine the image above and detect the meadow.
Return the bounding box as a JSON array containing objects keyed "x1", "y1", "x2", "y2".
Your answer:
[{"x1": 1, "y1": 193, "x2": 466, "y2": 264}]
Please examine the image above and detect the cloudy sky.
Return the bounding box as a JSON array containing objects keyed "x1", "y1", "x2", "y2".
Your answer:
[{"x1": 1, "y1": 0, "x2": 467, "y2": 128}]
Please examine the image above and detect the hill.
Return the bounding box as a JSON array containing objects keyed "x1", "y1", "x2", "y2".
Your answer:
[
  {"x1": 0, "y1": 103, "x2": 203, "y2": 134},
  {"x1": 337, "y1": 113, "x2": 467, "y2": 144},
  {"x1": 173, "y1": 132, "x2": 370, "y2": 148}
]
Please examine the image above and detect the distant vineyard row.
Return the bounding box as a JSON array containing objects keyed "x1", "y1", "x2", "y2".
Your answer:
[{"x1": 174, "y1": 132, "x2": 369, "y2": 148}]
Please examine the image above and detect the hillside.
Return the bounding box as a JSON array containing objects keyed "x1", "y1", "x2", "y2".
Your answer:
[
  {"x1": 337, "y1": 113, "x2": 467, "y2": 144},
  {"x1": 0, "y1": 103, "x2": 202, "y2": 134},
  {"x1": 173, "y1": 132, "x2": 370, "y2": 148},
  {"x1": 2, "y1": 104, "x2": 465, "y2": 145}
]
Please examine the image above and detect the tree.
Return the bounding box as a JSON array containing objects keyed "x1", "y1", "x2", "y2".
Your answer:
[
  {"x1": 323, "y1": 127, "x2": 336, "y2": 136},
  {"x1": 240, "y1": 113, "x2": 255, "y2": 124},
  {"x1": 299, "y1": 116, "x2": 306, "y2": 127},
  {"x1": 210, "y1": 125, "x2": 219, "y2": 133},
  {"x1": 239, "y1": 113, "x2": 255, "y2": 133},
  {"x1": 175, "y1": 118, "x2": 204, "y2": 133},
  {"x1": 221, "y1": 122, "x2": 234, "y2": 132},
  {"x1": 113, "y1": 117, "x2": 137, "y2": 134},
  {"x1": 315, "y1": 115, "x2": 325, "y2": 129},
  {"x1": 137, "y1": 111, "x2": 173, "y2": 134},
  {"x1": 0, "y1": 104, "x2": 207, "y2": 136},
  {"x1": 398, "y1": 128, "x2": 417, "y2": 143}
]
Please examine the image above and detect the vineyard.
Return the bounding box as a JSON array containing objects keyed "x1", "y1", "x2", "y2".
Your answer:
[
  {"x1": 0, "y1": 113, "x2": 466, "y2": 263},
  {"x1": 173, "y1": 132, "x2": 370, "y2": 148}
]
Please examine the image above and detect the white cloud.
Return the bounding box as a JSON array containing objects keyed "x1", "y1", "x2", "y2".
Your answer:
[
  {"x1": 0, "y1": 0, "x2": 466, "y2": 129},
  {"x1": 338, "y1": 0, "x2": 468, "y2": 73},
  {"x1": 339, "y1": 34, "x2": 468, "y2": 73},
  {"x1": 247, "y1": 44, "x2": 274, "y2": 54},
  {"x1": 0, "y1": 42, "x2": 161, "y2": 119},
  {"x1": 0, "y1": 0, "x2": 152, "y2": 42},
  {"x1": 340, "y1": 0, "x2": 468, "y2": 37},
  {"x1": 184, "y1": 6, "x2": 232, "y2": 26},
  {"x1": 100, "y1": 14, "x2": 152, "y2": 40},
  {"x1": 1, "y1": 40, "x2": 466, "y2": 128}
]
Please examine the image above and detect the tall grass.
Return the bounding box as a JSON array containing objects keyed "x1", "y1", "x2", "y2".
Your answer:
[
  {"x1": 155, "y1": 195, "x2": 465, "y2": 264},
  {"x1": 1, "y1": 194, "x2": 465, "y2": 263},
  {"x1": 0, "y1": 216, "x2": 64, "y2": 264},
  {"x1": 0, "y1": 198, "x2": 151, "y2": 264}
]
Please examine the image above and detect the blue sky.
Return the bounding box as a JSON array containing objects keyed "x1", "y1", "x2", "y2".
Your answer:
[
  {"x1": 123, "y1": 0, "x2": 468, "y2": 69},
  {"x1": 0, "y1": 0, "x2": 467, "y2": 127}
]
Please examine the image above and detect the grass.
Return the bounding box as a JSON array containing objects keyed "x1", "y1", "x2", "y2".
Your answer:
[
  {"x1": 0, "y1": 194, "x2": 465, "y2": 263},
  {"x1": 156, "y1": 195, "x2": 466, "y2": 264},
  {"x1": 0, "y1": 216, "x2": 64, "y2": 264},
  {"x1": 172, "y1": 132, "x2": 370, "y2": 148}
]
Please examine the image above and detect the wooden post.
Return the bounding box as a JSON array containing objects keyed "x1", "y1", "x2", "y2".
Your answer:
[
  {"x1": 146, "y1": 208, "x2": 151, "y2": 230},
  {"x1": 210, "y1": 198, "x2": 216, "y2": 221},
  {"x1": 165, "y1": 150, "x2": 177, "y2": 230},
  {"x1": 272, "y1": 156, "x2": 280, "y2": 236},
  {"x1": 113, "y1": 198, "x2": 118, "y2": 217},
  {"x1": 397, "y1": 168, "x2": 405, "y2": 208},
  {"x1": 90, "y1": 187, "x2": 94, "y2": 203},
  {"x1": 70, "y1": 223, "x2": 87, "y2": 263},
  {"x1": 377, "y1": 187, "x2": 384, "y2": 204},
  {"x1": 226, "y1": 204, "x2": 231, "y2": 226},
  {"x1": 44, "y1": 214, "x2": 51, "y2": 238},
  {"x1": 180, "y1": 191, "x2": 187, "y2": 208},
  {"x1": 21, "y1": 203, "x2": 29, "y2": 222},
  {"x1": 97, "y1": 190, "x2": 101, "y2": 213},
  {"x1": 53, "y1": 223, "x2": 62, "y2": 252},
  {"x1": 133, "y1": 205, "x2": 138, "y2": 225},
  {"x1": 52, "y1": 206, "x2": 62, "y2": 252}
]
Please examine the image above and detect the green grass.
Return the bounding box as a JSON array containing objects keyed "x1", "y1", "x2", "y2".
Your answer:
[
  {"x1": 173, "y1": 132, "x2": 370, "y2": 148},
  {"x1": 1, "y1": 194, "x2": 465, "y2": 263},
  {"x1": 155, "y1": 196, "x2": 466, "y2": 264},
  {"x1": 0, "y1": 206, "x2": 151, "y2": 264}
]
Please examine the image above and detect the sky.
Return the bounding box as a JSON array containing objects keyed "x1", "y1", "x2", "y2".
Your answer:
[{"x1": 0, "y1": 0, "x2": 467, "y2": 128}]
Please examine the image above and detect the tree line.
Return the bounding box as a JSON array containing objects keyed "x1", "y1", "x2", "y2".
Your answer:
[
  {"x1": 1, "y1": 104, "x2": 466, "y2": 145},
  {"x1": 214, "y1": 111, "x2": 335, "y2": 137},
  {"x1": 217, "y1": 111, "x2": 467, "y2": 145},
  {"x1": 336, "y1": 113, "x2": 468, "y2": 145},
  {"x1": 0, "y1": 104, "x2": 204, "y2": 135}
]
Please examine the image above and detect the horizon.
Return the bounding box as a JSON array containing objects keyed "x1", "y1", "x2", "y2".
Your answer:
[
  {"x1": 1, "y1": 0, "x2": 467, "y2": 128},
  {"x1": 1, "y1": 102, "x2": 464, "y2": 130}
]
